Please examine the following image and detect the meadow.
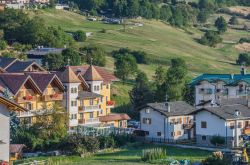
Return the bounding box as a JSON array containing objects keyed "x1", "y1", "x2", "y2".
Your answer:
[{"x1": 14, "y1": 144, "x2": 211, "y2": 165}]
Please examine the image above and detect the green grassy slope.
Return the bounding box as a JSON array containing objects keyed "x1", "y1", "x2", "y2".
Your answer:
[{"x1": 29, "y1": 9, "x2": 248, "y2": 79}]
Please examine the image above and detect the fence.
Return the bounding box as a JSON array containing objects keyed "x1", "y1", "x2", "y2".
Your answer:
[
  {"x1": 72, "y1": 126, "x2": 136, "y2": 137},
  {"x1": 146, "y1": 137, "x2": 197, "y2": 145},
  {"x1": 14, "y1": 160, "x2": 47, "y2": 165}
]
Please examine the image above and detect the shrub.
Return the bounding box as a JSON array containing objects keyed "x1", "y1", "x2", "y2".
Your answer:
[
  {"x1": 141, "y1": 148, "x2": 167, "y2": 162},
  {"x1": 229, "y1": 16, "x2": 239, "y2": 25},
  {"x1": 98, "y1": 136, "x2": 115, "y2": 149},
  {"x1": 239, "y1": 38, "x2": 250, "y2": 43},
  {"x1": 236, "y1": 53, "x2": 250, "y2": 66},
  {"x1": 210, "y1": 135, "x2": 225, "y2": 146},
  {"x1": 82, "y1": 136, "x2": 100, "y2": 153},
  {"x1": 199, "y1": 31, "x2": 222, "y2": 47},
  {"x1": 202, "y1": 151, "x2": 230, "y2": 165},
  {"x1": 73, "y1": 30, "x2": 86, "y2": 42},
  {"x1": 0, "y1": 40, "x2": 7, "y2": 50}
]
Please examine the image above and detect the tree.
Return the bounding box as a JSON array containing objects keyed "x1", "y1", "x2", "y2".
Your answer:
[
  {"x1": 114, "y1": 55, "x2": 138, "y2": 82},
  {"x1": 160, "y1": 5, "x2": 172, "y2": 21},
  {"x1": 236, "y1": 53, "x2": 250, "y2": 66},
  {"x1": 165, "y1": 58, "x2": 187, "y2": 101},
  {"x1": 80, "y1": 45, "x2": 107, "y2": 66},
  {"x1": 229, "y1": 15, "x2": 239, "y2": 25},
  {"x1": 197, "y1": 10, "x2": 209, "y2": 23},
  {"x1": 215, "y1": 16, "x2": 227, "y2": 33},
  {"x1": 129, "y1": 71, "x2": 154, "y2": 112},
  {"x1": 0, "y1": 40, "x2": 7, "y2": 50},
  {"x1": 154, "y1": 66, "x2": 167, "y2": 102},
  {"x1": 200, "y1": 31, "x2": 222, "y2": 47},
  {"x1": 42, "y1": 53, "x2": 64, "y2": 70},
  {"x1": 73, "y1": 30, "x2": 86, "y2": 42},
  {"x1": 62, "y1": 48, "x2": 81, "y2": 66}
]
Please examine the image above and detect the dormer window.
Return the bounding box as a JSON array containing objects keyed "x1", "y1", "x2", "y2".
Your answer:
[{"x1": 145, "y1": 108, "x2": 150, "y2": 114}]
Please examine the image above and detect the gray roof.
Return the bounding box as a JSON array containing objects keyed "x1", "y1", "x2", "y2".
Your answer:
[
  {"x1": 6, "y1": 61, "x2": 34, "y2": 72},
  {"x1": 78, "y1": 91, "x2": 102, "y2": 99},
  {"x1": 194, "y1": 104, "x2": 250, "y2": 120},
  {"x1": 0, "y1": 57, "x2": 17, "y2": 69},
  {"x1": 220, "y1": 98, "x2": 248, "y2": 106},
  {"x1": 26, "y1": 48, "x2": 65, "y2": 56},
  {"x1": 145, "y1": 101, "x2": 196, "y2": 117}
]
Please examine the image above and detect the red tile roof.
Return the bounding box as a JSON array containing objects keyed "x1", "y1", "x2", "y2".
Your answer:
[
  {"x1": 70, "y1": 65, "x2": 118, "y2": 83},
  {"x1": 83, "y1": 65, "x2": 103, "y2": 81},
  {"x1": 99, "y1": 113, "x2": 130, "y2": 122}
]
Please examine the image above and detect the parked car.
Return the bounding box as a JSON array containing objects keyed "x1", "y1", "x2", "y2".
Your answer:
[{"x1": 127, "y1": 120, "x2": 140, "y2": 129}]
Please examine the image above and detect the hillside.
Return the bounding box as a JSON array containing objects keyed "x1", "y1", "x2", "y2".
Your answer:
[{"x1": 28, "y1": 9, "x2": 250, "y2": 79}]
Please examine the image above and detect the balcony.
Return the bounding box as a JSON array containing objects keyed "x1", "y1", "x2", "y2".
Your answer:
[
  {"x1": 78, "y1": 105, "x2": 100, "y2": 112},
  {"x1": 43, "y1": 93, "x2": 63, "y2": 101},
  {"x1": 18, "y1": 109, "x2": 54, "y2": 117},
  {"x1": 78, "y1": 118, "x2": 100, "y2": 125},
  {"x1": 106, "y1": 101, "x2": 115, "y2": 108},
  {"x1": 16, "y1": 95, "x2": 36, "y2": 103}
]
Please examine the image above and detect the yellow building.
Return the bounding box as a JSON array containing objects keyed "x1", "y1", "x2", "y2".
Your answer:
[{"x1": 0, "y1": 72, "x2": 65, "y2": 124}]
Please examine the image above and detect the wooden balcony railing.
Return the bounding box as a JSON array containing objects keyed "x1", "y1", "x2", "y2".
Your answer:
[
  {"x1": 16, "y1": 95, "x2": 36, "y2": 103},
  {"x1": 78, "y1": 105, "x2": 100, "y2": 112},
  {"x1": 43, "y1": 93, "x2": 63, "y2": 101},
  {"x1": 78, "y1": 118, "x2": 100, "y2": 125}
]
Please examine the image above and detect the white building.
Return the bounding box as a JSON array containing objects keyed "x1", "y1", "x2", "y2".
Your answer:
[
  {"x1": 192, "y1": 101, "x2": 250, "y2": 148},
  {"x1": 140, "y1": 101, "x2": 195, "y2": 141},
  {"x1": 190, "y1": 67, "x2": 250, "y2": 108},
  {"x1": 0, "y1": 96, "x2": 27, "y2": 163}
]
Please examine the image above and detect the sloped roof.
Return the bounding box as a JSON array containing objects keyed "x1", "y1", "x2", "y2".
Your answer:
[
  {"x1": 0, "y1": 57, "x2": 17, "y2": 69},
  {"x1": 143, "y1": 101, "x2": 196, "y2": 117},
  {"x1": 5, "y1": 60, "x2": 45, "y2": 72},
  {"x1": 99, "y1": 113, "x2": 130, "y2": 122},
  {"x1": 56, "y1": 66, "x2": 81, "y2": 83},
  {"x1": 0, "y1": 96, "x2": 27, "y2": 112},
  {"x1": 83, "y1": 65, "x2": 103, "y2": 81},
  {"x1": 27, "y1": 73, "x2": 65, "y2": 93},
  {"x1": 0, "y1": 74, "x2": 41, "y2": 95},
  {"x1": 189, "y1": 73, "x2": 250, "y2": 86},
  {"x1": 193, "y1": 104, "x2": 250, "y2": 120},
  {"x1": 10, "y1": 144, "x2": 26, "y2": 154},
  {"x1": 70, "y1": 65, "x2": 118, "y2": 83}
]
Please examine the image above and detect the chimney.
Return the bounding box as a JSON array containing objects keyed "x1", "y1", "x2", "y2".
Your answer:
[
  {"x1": 165, "y1": 102, "x2": 170, "y2": 112},
  {"x1": 235, "y1": 110, "x2": 239, "y2": 117},
  {"x1": 241, "y1": 65, "x2": 247, "y2": 75}
]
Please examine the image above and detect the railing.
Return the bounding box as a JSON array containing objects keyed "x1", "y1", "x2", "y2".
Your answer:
[
  {"x1": 18, "y1": 109, "x2": 54, "y2": 117},
  {"x1": 16, "y1": 95, "x2": 36, "y2": 103},
  {"x1": 85, "y1": 118, "x2": 100, "y2": 124},
  {"x1": 78, "y1": 105, "x2": 100, "y2": 112},
  {"x1": 43, "y1": 93, "x2": 63, "y2": 101},
  {"x1": 78, "y1": 119, "x2": 85, "y2": 124}
]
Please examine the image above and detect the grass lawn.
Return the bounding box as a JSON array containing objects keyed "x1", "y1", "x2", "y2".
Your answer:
[
  {"x1": 28, "y1": 9, "x2": 249, "y2": 77},
  {"x1": 14, "y1": 144, "x2": 211, "y2": 165}
]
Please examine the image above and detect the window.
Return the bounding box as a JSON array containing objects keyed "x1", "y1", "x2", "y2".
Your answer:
[
  {"x1": 97, "y1": 111, "x2": 99, "y2": 116},
  {"x1": 106, "y1": 84, "x2": 109, "y2": 89},
  {"x1": 71, "y1": 87, "x2": 77, "y2": 93},
  {"x1": 142, "y1": 118, "x2": 151, "y2": 124},
  {"x1": 119, "y1": 121, "x2": 123, "y2": 127},
  {"x1": 101, "y1": 97, "x2": 103, "y2": 102},
  {"x1": 202, "y1": 136, "x2": 206, "y2": 141},
  {"x1": 71, "y1": 114, "x2": 77, "y2": 120},
  {"x1": 97, "y1": 86, "x2": 99, "y2": 91},
  {"x1": 157, "y1": 132, "x2": 161, "y2": 137},
  {"x1": 201, "y1": 121, "x2": 207, "y2": 128},
  {"x1": 230, "y1": 123, "x2": 235, "y2": 129},
  {"x1": 101, "y1": 84, "x2": 103, "y2": 90},
  {"x1": 238, "y1": 122, "x2": 242, "y2": 128},
  {"x1": 89, "y1": 112, "x2": 94, "y2": 118},
  {"x1": 100, "y1": 109, "x2": 103, "y2": 114},
  {"x1": 94, "y1": 86, "x2": 97, "y2": 91},
  {"x1": 89, "y1": 99, "x2": 94, "y2": 105},
  {"x1": 171, "y1": 132, "x2": 175, "y2": 137},
  {"x1": 80, "y1": 113, "x2": 83, "y2": 119},
  {"x1": 145, "y1": 108, "x2": 150, "y2": 114},
  {"x1": 71, "y1": 101, "x2": 77, "y2": 107},
  {"x1": 26, "y1": 103, "x2": 33, "y2": 110},
  {"x1": 80, "y1": 100, "x2": 83, "y2": 106}
]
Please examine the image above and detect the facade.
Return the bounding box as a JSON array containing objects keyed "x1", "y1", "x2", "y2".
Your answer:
[
  {"x1": 140, "y1": 101, "x2": 195, "y2": 140},
  {"x1": 0, "y1": 96, "x2": 27, "y2": 163},
  {"x1": 190, "y1": 67, "x2": 250, "y2": 108},
  {"x1": 56, "y1": 65, "x2": 130, "y2": 129},
  {"x1": 192, "y1": 102, "x2": 250, "y2": 148}
]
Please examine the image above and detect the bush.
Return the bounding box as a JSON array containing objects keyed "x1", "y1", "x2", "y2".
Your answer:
[
  {"x1": 229, "y1": 16, "x2": 239, "y2": 25},
  {"x1": 98, "y1": 136, "x2": 115, "y2": 149},
  {"x1": 236, "y1": 53, "x2": 250, "y2": 66},
  {"x1": 239, "y1": 38, "x2": 250, "y2": 43},
  {"x1": 210, "y1": 135, "x2": 225, "y2": 146},
  {"x1": 73, "y1": 30, "x2": 86, "y2": 42},
  {"x1": 141, "y1": 148, "x2": 167, "y2": 162},
  {"x1": 199, "y1": 31, "x2": 222, "y2": 47},
  {"x1": 112, "y1": 134, "x2": 136, "y2": 147},
  {"x1": 0, "y1": 40, "x2": 7, "y2": 50},
  {"x1": 202, "y1": 151, "x2": 230, "y2": 165},
  {"x1": 82, "y1": 136, "x2": 100, "y2": 153}
]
